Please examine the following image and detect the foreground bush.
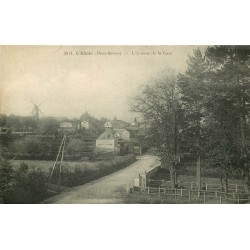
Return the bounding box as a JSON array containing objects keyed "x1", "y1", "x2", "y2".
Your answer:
[{"x1": 0, "y1": 160, "x2": 51, "y2": 204}]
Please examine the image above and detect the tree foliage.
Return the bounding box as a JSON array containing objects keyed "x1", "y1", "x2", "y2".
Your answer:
[
  {"x1": 130, "y1": 71, "x2": 183, "y2": 188},
  {"x1": 131, "y1": 46, "x2": 250, "y2": 194}
]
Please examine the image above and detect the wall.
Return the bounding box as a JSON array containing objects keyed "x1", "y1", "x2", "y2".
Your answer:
[{"x1": 145, "y1": 164, "x2": 161, "y2": 184}]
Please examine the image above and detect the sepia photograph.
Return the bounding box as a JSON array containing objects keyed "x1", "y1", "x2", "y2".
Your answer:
[
  {"x1": 2, "y1": 2, "x2": 250, "y2": 250},
  {"x1": 1, "y1": 45, "x2": 250, "y2": 204}
]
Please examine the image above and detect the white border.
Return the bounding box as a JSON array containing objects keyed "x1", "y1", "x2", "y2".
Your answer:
[{"x1": 1, "y1": 1, "x2": 250, "y2": 250}]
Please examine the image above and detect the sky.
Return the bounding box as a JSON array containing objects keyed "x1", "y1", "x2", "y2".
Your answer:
[{"x1": 0, "y1": 45, "x2": 206, "y2": 122}]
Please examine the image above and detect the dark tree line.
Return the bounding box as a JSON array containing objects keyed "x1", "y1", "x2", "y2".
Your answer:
[{"x1": 131, "y1": 46, "x2": 250, "y2": 195}]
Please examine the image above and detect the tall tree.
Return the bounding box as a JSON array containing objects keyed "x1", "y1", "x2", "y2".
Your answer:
[
  {"x1": 178, "y1": 48, "x2": 207, "y2": 196},
  {"x1": 205, "y1": 45, "x2": 250, "y2": 193},
  {"x1": 130, "y1": 71, "x2": 183, "y2": 189}
]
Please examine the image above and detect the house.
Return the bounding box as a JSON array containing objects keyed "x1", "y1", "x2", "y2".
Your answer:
[
  {"x1": 80, "y1": 121, "x2": 89, "y2": 130},
  {"x1": 113, "y1": 128, "x2": 130, "y2": 141},
  {"x1": 95, "y1": 121, "x2": 118, "y2": 153},
  {"x1": 58, "y1": 122, "x2": 73, "y2": 132},
  {"x1": 126, "y1": 122, "x2": 139, "y2": 139}
]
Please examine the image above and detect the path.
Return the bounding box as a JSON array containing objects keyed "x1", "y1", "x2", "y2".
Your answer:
[{"x1": 42, "y1": 155, "x2": 160, "y2": 204}]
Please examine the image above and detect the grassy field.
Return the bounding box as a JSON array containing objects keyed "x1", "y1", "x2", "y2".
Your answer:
[{"x1": 9, "y1": 154, "x2": 137, "y2": 189}]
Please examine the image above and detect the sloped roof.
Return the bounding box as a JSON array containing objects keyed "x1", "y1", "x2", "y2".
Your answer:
[
  {"x1": 97, "y1": 129, "x2": 115, "y2": 140},
  {"x1": 113, "y1": 128, "x2": 129, "y2": 136},
  {"x1": 111, "y1": 119, "x2": 129, "y2": 129},
  {"x1": 126, "y1": 125, "x2": 139, "y2": 131},
  {"x1": 104, "y1": 121, "x2": 112, "y2": 128}
]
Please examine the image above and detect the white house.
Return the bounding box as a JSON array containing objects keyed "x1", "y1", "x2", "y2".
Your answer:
[
  {"x1": 80, "y1": 121, "x2": 89, "y2": 130},
  {"x1": 95, "y1": 121, "x2": 118, "y2": 153}
]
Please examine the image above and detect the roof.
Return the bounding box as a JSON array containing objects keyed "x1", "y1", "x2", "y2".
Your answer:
[
  {"x1": 60, "y1": 122, "x2": 73, "y2": 128},
  {"x1": 113, "y1": 128, "x2": 129, "y2": 135},
  {"x1": 126, "y1": 125, "x2": 139, "y2": 131},
  {"x1": 104, "y1": 121, "x2": 112, "y2": 128},
  {"x1": 97, "y1": 129, "x2": 115, "y2": 140},
  {"x1": 111, "y1": 119, "x2": 129, "y2": 129},
  {"x1": 113, "y1": 129, "x2": 130, "y2": 140}
]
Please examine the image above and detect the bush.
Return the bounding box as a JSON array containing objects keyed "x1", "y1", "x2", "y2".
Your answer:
[
  {"x1": 0, "y1": 161, "x2": 51, "y2": 204},
  {"x1": 0, "y1": 159, "x2": 15, "y2": 203},
  {"x1": 10, "y1": 137, "x2": 51, "y2": 158}
]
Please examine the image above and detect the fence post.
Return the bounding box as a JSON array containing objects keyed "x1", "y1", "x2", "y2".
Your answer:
[
  {"x1": 233, "y1": 192, "x2": 235, "y2": 199},
  {"x1": 220, "y1": 195, "x2": 222, "y2": 204},
  {"x1": 164, "y1": 187, "x2": 166, "y2": 196},
  {"x1": 205, "y1": 183, "x2": 208, "y2": 191},
  {"x1": 236, "y1": 184, "x2": 238, "y2": 193},
  {"x1": 191, "y1": 182, "x2": 193, "y2": 190},
  {"x1": 147, "y1": 186, "x2": 149, "y2": 194},
  {"x1": 189, "y1": 190, "x2": 191, "y2": 202},
  {"x1": 159, "y1": 186, "x2": 161, "y2": 198},
  {"x1": 215, "y1": 191, "x2": 218, "y2": 199},
  {"x1": 181, "y1": 187, "x2": 183, "y2": 196},
  {"x1": 204, "y1": 192, "x2": 206, "y2": 204},
  {"x1": 175, "y1": 188, "x2": 177, "y2": 200}
]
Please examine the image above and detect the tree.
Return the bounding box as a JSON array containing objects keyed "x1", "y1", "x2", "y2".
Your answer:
[
  {"x1": 130, "y1": 71, "x2": 183, "y2": 189},
  {"x1": 0, "y1": 114, "x2": 7, "y2": 127},
  {"x1": 204, "y1": 115, "x2": 241, "y2": 192},
  {"x1": 38, "y1": 117, "x2": 60, "y2": 135},
  {"x1": 178, "y1": 48, "x2": 207, "y2": 195},
  {"x1": 80, "y1": 111, "x2": 107, "y2": 136},
  {"x1": 205, "y1": 45, "x2": 250, "y2": 193}
]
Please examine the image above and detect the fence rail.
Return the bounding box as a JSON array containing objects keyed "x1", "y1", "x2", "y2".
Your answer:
[
  {"x1": 147, "y1": 179, "x2": 245, "y2": 193},
  {"x1": 141, "y1": 185, "x2": 249, "y2": 204}
]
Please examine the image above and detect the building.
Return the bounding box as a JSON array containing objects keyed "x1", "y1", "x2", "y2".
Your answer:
[
  {"x1": 126, "y1": 122, "x2": 139, "y2": 139},
  {"x1": 95, "y1": 121, "x2": 118, "y2": 153},
  {"x1": 113, "y1": 128, "x2": 130, "y2": 141},
  {"x1": 58, "y1": 122, "x2": 73, "y2": 132},
  {"x1": 80, "y1": 121, "x2": 90, "y2": 130},
  {"x1": 0, "y1": 127, "x2": 9, "y2": 135}
]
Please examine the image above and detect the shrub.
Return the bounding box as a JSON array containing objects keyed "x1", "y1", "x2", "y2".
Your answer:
[
  {"x1": 0, "y1": 159, "x2": 15, "y2": 203},
  {"x1": 0, "y1": 160, "x2": 51, "y2": 204}
]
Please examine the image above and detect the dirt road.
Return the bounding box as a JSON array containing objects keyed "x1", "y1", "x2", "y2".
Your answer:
[{"x1": 42, "y1": 155, "x2": 160, "y2": 204}]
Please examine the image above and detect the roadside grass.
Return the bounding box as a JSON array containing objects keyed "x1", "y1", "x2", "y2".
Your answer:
[
  {"x1": 10, "y1": 154, "x2": 137, "y2": 188},
  {"x1": 127, "y1": 167, "x2": 246, "y2": 204},
  {"x1": 125, "y1": 188, "x2": 242, "y2": 204}
]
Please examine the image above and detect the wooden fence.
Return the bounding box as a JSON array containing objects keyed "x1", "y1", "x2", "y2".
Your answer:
[
  {"x1": 144, "y1": 186, "x2": 250, "y2": 204},
  {"x1": 148, "y1": 179, "x2": 245, "y2": 192}
]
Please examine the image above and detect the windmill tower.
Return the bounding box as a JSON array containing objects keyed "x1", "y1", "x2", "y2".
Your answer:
[{"x1": 31, "y1": 101, "x2": 44, "y2": 120}]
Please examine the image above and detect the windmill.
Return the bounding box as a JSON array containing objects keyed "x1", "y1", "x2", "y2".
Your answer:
[{"x1": 31, "y1": 101, "x2": 44, "y2": 120}]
